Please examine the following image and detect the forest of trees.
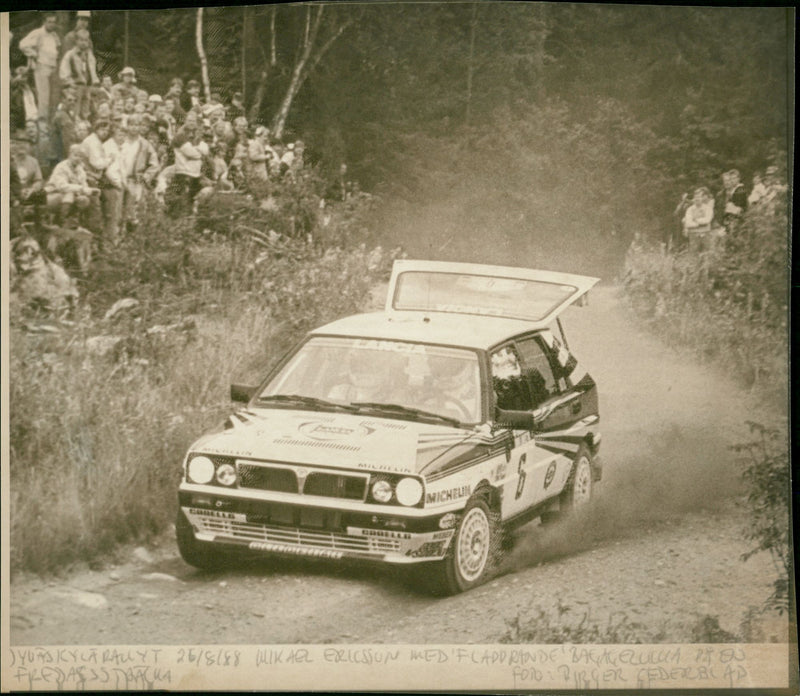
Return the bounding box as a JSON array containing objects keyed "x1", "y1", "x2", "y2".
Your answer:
[{"x1": 10, "y1": 5, "x2": 790, "y2": 202}]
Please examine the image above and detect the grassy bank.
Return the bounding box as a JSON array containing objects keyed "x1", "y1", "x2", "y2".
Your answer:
[
  {"x1": 9, "y1": 183, "x2": 394, "y2": 574},
  {"x1": 620, "y1": 192, "x2": 789, "y2": 406}
]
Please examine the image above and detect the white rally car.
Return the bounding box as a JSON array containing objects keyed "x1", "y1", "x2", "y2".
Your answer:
[{"x1": 177, "y1": 260, "x2": 602, "y2": 594}]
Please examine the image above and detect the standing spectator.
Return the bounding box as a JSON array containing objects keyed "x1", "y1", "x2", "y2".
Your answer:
[
  {"x1": 119, "y1": 115, "x2": 160, "y2": 232},
  {"x1": 147, "y1": 93, "x2": 163, "y2": 116},
  {"x1": 81, "y1": 119, "x2": 112, "y2": 188},
  {"x1": 682, "y1": 186, "x2": 715, "y2": 253},
  {"x1": 51, "y1": 89, "x2": 79, "y2": 163},
  {"x1": 95, "y1": 74, "x2": 114, "y2": 102},
  {"x1": 162, "y1": 95, "x2": 184, "y2": 129},
  {"x1": 10, "y1": 66, "x2": 38, "y2": 132},
  {"x1": 246, "y1": 125, "x2": 276, "y2": 184},
  {"x1": 19, "y1": 12, "x2": 61, "y2": 121},
  {"x1": 11, "y1": 135, "x2": 46, "y2": 223},
  {"x1": 111, "y1": 67, "x2": 138, "y2": 104},
  {"x1": 59, "y1": 29, "x2": 98, "y2": 121},
  {"x1": 168, "y1": 112, "x2": 208, "y2": 217},
  {"x1": 227, "y1": 91, "x2": 245, "y2": 122},
  {"x1": 748, "y1": 172, "x2": 767, "y2": 206},
  {"x1": 45, "y1": 144, "x2": 99, "y2": 224},
  {"x1": 163, "y1": 79, "x2": 187, "y2": 124},
  {"x1": 718, "y1": 169, "x2": 748, "y2": 231},
  {"x1": 101, "y1": 124, "x2": 126, "y2": 246},
  {"x1": 183, "y1": 79, "x2": 202, "y2": 112},
  {"x1": 62, "y1": 11, "x2": 93, "y2": 53}
]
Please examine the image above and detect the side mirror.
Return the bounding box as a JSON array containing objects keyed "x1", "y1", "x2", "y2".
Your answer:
[
  {"x1": 494, "y1": 408, "x2": 535, "y2": 430},
  {"x1": 230, "y1": 383, "x2": 258, "y2": 403}
]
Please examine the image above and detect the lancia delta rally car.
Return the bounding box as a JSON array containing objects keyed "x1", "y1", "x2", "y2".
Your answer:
[{"x1": 177, "y1": 260, "x2": 602, "y2": 594}]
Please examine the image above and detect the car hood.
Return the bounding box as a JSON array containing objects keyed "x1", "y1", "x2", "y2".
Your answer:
[{"x1": 189, "y1": 407, "x2": 499, "y2": 476}]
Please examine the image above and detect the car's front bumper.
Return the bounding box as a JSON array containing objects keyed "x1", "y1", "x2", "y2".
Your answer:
[{"x1": 179, "y1": 489, "x2": 457, "y2": 563}]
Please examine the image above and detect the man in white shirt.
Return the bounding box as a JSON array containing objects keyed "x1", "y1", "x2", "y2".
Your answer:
[
  {"x1": 119, "y1": 115, "x2": 160, "y2": 231},
  {"x1": 45, "y1": 144, "x2": 99, "y2": 224},
  {"x1": 19, "y1": 12, "x2": 61, "y2": 121}
]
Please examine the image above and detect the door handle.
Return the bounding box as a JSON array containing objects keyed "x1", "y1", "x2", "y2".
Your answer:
[{"x1": 571, "y1": 400, "x2": 581, "y2": 415}]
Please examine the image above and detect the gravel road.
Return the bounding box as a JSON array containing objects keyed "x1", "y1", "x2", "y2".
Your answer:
[{"x1": 9, "y1": 286, "x2": 789, "y2": 645}]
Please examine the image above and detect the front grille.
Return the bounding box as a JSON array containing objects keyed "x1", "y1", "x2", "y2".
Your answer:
[
  {"x1": 237, "y1": 464, "x2": 298, "y2": 493},
  {"x1": 303, "y1": 472, "x2": 367, "y2": 500},
  {"x1": 194, "y1": 516, "x2": 400, "y2": 553},
  {"x1": 236, "y1": 461, "x2": 368, "y2": 501}
]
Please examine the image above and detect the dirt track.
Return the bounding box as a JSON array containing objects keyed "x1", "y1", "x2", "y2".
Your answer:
[{"x1": 9, "y1": 286, "x2": 789, "y2": 645}]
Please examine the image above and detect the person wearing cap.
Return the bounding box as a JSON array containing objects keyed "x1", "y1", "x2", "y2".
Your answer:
[
  {"x1": 111, "y1": 67, "x2": 138, "y2": 104},
  {"x1": 227, "y1": 91, "x2": 245, "y2": 122},
  {"x1": 45, "y1": 144, "x2": 99, "y2": 224},
  {"x1": 59, "y1": 28, "x2": 98, "y2": 121},
  {"x1": 63, "y1": 11, "x2": 93, "y2": 53},
  {"x1": 19, "y1": 12, "x2": 61, "y2": 121},
  {"x1": 147, "y1": 93, "x2": 163, "y2": 115}
]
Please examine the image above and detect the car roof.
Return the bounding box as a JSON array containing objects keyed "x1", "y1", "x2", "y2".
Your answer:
[{"x1": 310, "y1": 311, "x2": 544, "y2": 350}]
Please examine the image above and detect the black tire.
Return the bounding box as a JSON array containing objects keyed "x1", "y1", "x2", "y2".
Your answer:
[
  {"x1": 175, "y1": 509, "x2": 234, "y2": 571},
  {"x1": 560, "y1": 443, "x2": 594, "y2": 512},
  {"x1": 421, "y1": 492, "x2": 501, "y2": 595}
]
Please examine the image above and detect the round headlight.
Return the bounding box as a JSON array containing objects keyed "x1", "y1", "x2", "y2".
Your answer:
[
  {"x1": 187, "y1": 456, "x2": 215, "y2": 484},
  {"x1": 371, "y1": 479, "x2": 393, "y2": 503},
  {"x1": 395, "y1": 477, "x2": 423, "y2": 506},
  {"x1": 215, "y1": 463, "x2": 236, "y2": 486}
]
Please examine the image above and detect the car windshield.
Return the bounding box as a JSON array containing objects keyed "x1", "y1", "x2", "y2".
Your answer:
[{"x1": 258, "y1": 336, "x2": 482, "y2": 424}]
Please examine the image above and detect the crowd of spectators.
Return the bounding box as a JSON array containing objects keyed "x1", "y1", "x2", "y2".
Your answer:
[
  {"x1": 10, "y1": 11, "x2": 308, "y2": 261},
  {"x1": 672, "y1": 166, "x2": 787, "y2": 254}
]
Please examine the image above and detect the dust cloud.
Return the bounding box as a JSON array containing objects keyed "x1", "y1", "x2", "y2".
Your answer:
[{"x1": 502, "y1": 424, "x2": 745, "y2": 573}]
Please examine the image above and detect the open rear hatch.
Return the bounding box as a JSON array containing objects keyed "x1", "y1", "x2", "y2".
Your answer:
[{"x1": 386, "y1": 260, "x2": 599, "y2": 325}]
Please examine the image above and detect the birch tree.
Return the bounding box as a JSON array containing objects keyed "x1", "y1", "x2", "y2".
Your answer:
[
  {"x1": 270, "y1": 5, "x2": 356, "y2": 139},
  {"x1": 196, "y1": 7, "x2": 211, "y2": 102}
]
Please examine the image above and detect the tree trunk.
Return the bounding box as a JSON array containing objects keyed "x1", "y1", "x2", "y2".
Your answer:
[
  {"x1": 248, "y1": 6, "x2": 277, "y2": 124},
  {"x1": 123, "y1": 11, "x2": 130, "y2": 66},
  {"x1": 465, "y1": 3, "x2": 478, "y2": 125},
  {"x1": 241, "y1": 6, "x2": 247, "y2": 100},
  {"x1": 196, "y1": 8, "x2": 211, "y2": 102},
  {"x1": 271, "y1": 7, "x2": 354, "y2": 140}
]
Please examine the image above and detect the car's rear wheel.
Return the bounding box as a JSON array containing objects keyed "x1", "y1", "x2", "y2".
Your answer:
[
  {"x1": 420, "y1": 492, "x2": 500, "y2": 595},
  {"x1": 540, "y1": 443, "x2": 594, "y2": 525},
  {"x1": 175, "y1": 509, "x2": 235, "y2": 571}
]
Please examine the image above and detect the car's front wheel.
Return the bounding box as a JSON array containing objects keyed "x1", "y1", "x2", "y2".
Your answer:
[
  {"x1": 420, "y1": 492, "x2": 500, "y2": 595},
  {"x1": 175, "y1": 509, "x2": 235, "y2": 571}
]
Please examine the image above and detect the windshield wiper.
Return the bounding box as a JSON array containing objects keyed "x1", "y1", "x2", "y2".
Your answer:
[
  {"x1": 256, "y1": 394, "x2": 359, "y2": 412},
  {"x1": 351, "y1": 401, "x2": 462, "y2": 427}
]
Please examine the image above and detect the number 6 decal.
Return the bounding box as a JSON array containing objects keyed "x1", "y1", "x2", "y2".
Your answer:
[{"x1": 515, "y1": 453, "x2": 527, "y2": 499}]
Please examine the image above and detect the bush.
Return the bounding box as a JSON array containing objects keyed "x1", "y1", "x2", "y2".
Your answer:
[
  {"x1": 9, "y1": 183, "x2": 396, "y2": 574},
  {"x1": 733, "y1": 422, "x2": 791, "y2": 615},
  {"x1": 621, "y1": 193, "x2": 789, "y2": 400}
]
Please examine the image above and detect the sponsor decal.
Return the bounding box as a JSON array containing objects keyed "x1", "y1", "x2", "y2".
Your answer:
[
  {"x1": 248, "y1": 541, "x2": 343, "y2": 559},
  {"x1": 189, "y1": 507, "x2": 234, "y2": 520},
  {"x1": 356, "y1": 461, "x2": 411, "y2": 472},
  {"x1": 354, "y1": 339, "x2": 427, "y2": 354},
  {"x1": 298, "y1": 421, "x2": 376, "y2": 441},
  {"x1": 349, "y1": 528, "x2": 412, "y2": 540},
  {"x1": 425, "y1": 484, "x2": 471, "y2": 505},
  {"x1": 491, "y1": 461, "x2": 507, "y2": 482},
  {"x1": 543, "y1": 461, "x2": 557, "y2": 489},
  {"x1": 432, "y1": 530, "x2": 454, "y2": 541}
]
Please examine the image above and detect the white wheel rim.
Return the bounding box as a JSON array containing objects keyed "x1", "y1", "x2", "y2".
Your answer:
[
  {"x1": 456, "y1": 507, "x2": 490, "y2": 582},
  {"x1": 573, "y1": 456, "x2": 592, "y2": 506}
]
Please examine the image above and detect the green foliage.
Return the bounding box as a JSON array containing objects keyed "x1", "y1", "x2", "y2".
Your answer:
[
  {"x1": 9, "y1": 188, "x2": 393, "y2": 575},
  {"x1": 621, "y1": 194, "x2": 788, "y2": 399},
  {"x1": 733, "y1": 422, "x2": 791, "y2": 615}
]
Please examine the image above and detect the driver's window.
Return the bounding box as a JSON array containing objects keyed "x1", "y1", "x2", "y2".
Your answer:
[
  {"x1": 515, "y1": 336, "x2": 558, "y2": 408},
  {"x1": 491, "y1": 345, "x2": 533, "y2": 410}
]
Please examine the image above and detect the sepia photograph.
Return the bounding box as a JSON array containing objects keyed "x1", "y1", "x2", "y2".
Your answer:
[{"x1": 1, "y1": 2, "x2": 795, "y2": 691}]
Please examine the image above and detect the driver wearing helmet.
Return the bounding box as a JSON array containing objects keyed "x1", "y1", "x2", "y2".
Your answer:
[
  {"x1": 419, "y1": 355, "x2": 479, "y2": 421},
  {"x1": 328, "y1": 349, "x2": 389, "y2": 403}
]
